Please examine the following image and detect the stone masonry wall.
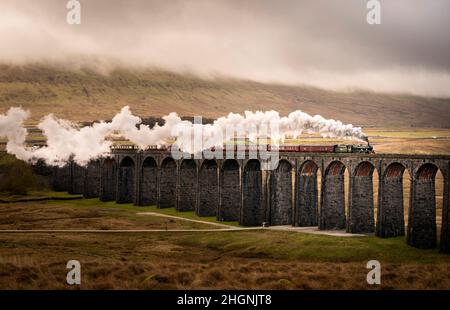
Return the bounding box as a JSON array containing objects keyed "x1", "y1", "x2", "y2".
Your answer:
[
  {"x1": 376, "y1": 178, "x2": 405, "y2": 237},
  {"x1": 219, "y1": 166, "x2": 240, "y2": 221},
  {"x1": 117, "y1": 164, "x2": 135, "y2": 203},
  {"x1": 197, "y1": 161, "x2": 218, "y2": 216},
  {"x1": 178, "y1": 160, "x2": 197, "y2": 211},
  {"x1": 53, "y1": 164, "x2": 70, "y2": 192},
  {"x1": 348, "y1": 176, "x2": 375, "y2": 233},
  {"x1": 84, "y1": 160, "x2": 100, "y2": 198},
  {"x1": 407, "y1": 179, "x2": 437, "y2": 248},
  {"x1": 440, "y1": 169, "x2": 450, "y2": 253},
  {"x1": 320, "y1": 174, "x2": 346, "y2": 230},
  {"x1": 241, "y1": 164, "x2": 263, "y2": 226},
  {"x1": 159, "y1": 160, "x2": 177, "y2": 208},
  {"x1": 140, "y1": 165, "x2": 158, "y2": 206},
  {"x1": 100, "y1": 160, "x2": 117, "y2": 202},
  {"x1": 269, "y1": 163, "x2": 292, "y2": 225},
  {"x1": 295, "y1": 174, "x2": 318, "y2": 226},
  {"x1": 69, "y1": 163, "x2": 86, "y2": 195}
]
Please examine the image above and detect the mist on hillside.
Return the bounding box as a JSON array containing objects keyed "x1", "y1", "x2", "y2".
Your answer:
[{"x1": 0, "y1": 0, "x2": 450, "y2": 98}]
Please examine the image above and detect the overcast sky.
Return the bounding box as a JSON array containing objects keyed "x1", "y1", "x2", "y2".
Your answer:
[{"x1": 1, "y1": 0, "x2": 450, "y2": 97}]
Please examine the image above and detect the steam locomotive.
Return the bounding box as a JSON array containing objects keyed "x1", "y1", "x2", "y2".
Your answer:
[
  {"x1": 267, "y1": 143, "x2": 374, "y2": 153},
  {"x1": 208, "y1": 141, "x2": 374, "y2": 154}
]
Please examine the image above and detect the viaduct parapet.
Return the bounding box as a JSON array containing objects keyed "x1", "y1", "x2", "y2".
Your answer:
[{"x1": 51, "y1": 147, "x2": 450, "y2": 253}]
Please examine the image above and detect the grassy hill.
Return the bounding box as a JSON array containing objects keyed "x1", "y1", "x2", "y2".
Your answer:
[{"x1": 0, "y1": 63, "x2": 449, "y2": 127}]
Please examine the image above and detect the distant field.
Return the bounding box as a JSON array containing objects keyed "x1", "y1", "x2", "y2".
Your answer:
[
  {"x1": 286, "y1": 127, "x2": 450, "y2": 154},
  {"x1": 0, "y1": 198, "x2": 449, "y2": 289}
]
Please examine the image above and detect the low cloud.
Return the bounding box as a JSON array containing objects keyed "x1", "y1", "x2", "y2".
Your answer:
[{"x1": 0, "y1": 0, "x2": 450, "y2": 97}]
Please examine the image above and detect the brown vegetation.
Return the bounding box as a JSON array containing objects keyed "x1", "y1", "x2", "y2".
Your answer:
[
  {"x1": 1, "y1": 64, "x2": 450, "y2": 127},
  {"x1": 0, "y1": 200, "x2": 449, "y2": 290}
]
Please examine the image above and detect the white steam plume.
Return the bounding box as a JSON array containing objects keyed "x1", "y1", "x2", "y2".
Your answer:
[{"x1": 0, "y1": 106, "x2": 368, "y2": 166}]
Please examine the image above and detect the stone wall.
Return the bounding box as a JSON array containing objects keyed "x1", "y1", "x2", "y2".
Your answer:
[
  {"x1": 53, "y1": 164, "x2": 70, "y2": 192},
  {"x1": 69, "y1": 163, "x2": 86, "y2": 195},
  {"x1": 269, "y1": 161, "x2": 292, "y2": 225},
  {"x1": 440, "y1": 167, "x2": 450, "y2": 253},
  {"x1": 84, "y1": 160, "x2": 100, "y2": 198},
  {"x1": 320, "y1": 173, "x2": 346, "y2": 230},
  {"x1": 241, "y1": 160, "x2": 263, "y2": 226},
  {"x1": 219, "y1": 160, "x2": 240, "y2": 221},
  {"x1": 140, "y1": 157, "x2": 158, "y2": 206},
  {"x1": 295, "y1": 174, "x2": 318, "y2": 226},
  {"x1": 348, "y1": 176, "x2": 375, "y2": 233},
  {"x1": 197, "y1": 160, "x2": 218, "y2": 216},
  {"x1": 100, "y1": 159, "x2": 117, "y2": 202},
  {"x1": 377, "y1": 175, "x2": 405, "y2": 237},
  {"x1": 178, "y1": 159, "x2": 197, "y2": 211},
  {"x1": 117, "y1": 157, "x2": 135, "y2": 204},
  {"x1": 159, "y1": 158, "x2": 177, "y2": 209},
  {"x1": 407, "y1": 167, "x2": 437, "y2": 249}
]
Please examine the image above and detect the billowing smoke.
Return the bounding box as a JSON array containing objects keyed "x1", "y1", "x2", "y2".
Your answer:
[{"x1": 0, "y1": 106, "x2": 367, "y2": 166}]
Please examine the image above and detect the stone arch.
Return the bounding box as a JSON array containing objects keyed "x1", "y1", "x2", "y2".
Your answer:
[
  {"x1": 269, "y1": 159, "x2": 293, "y2": 225},
  {"x1": 84, "y1": 160, "x2": 100, "y2": 198},
  {"x1": 241, "y1": 159, "x2": 263, "y2": 226},
  {"x1": 354, "y1": 161, "x2": 375, "y2": 177},
  {"x1": 197, "y1": 160, "x2": 219, "y2": 216},
  {"x1": 320, "y1": 161, "x2": 347, "y2": 230},
  {"x1": 376, "y1": 162, "x2": 406, "y2": 237},
  {"x1": 219, "y1": 159, "x2": 241, "y2": 221},
  {"x1": 178, "y1": 159, "x2": 197, "y2": 211},
  {"x1": 117, "y1": 156, "x2": 135, "y2": 204},
  {"x1": 348, "y1": 161, "x2": 375, "y2": 233},
  {"x1": 139, "y1": 156, "x2": 158, "y2": 206},
  {"x1": 159, "y1": 157, "x2": 177, "y2": 208},
  {"x1": 295, "y1": 160, "x2": 319, "y2": 227},
  {"x1": 100, "y1": 158, "x2": 117, "y2": 202},
  {"x1": 407, "y1": 163, "x2": 439, "y2": 248}
]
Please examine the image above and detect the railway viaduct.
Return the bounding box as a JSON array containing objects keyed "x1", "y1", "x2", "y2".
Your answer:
[{"x1": 52, "y1": 146, "x2": 450, "y2": 253}]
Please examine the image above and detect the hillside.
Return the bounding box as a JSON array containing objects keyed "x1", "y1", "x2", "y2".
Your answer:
[{"x1": 0, "y1": 64, "x2": 449, "y2": 127}]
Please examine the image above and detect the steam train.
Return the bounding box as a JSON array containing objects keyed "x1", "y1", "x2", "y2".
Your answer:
[
  {"x1": 121, "y1": 141, "x2": 375, "y2": 154},
  {"x1": 205, "y1": 141, "x2": 374, "y2": 154}
]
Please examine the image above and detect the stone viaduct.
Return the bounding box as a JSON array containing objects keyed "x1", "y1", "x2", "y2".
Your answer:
[{"x1": 51, "y1": 146, "x2": 450, "y2": 253}]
